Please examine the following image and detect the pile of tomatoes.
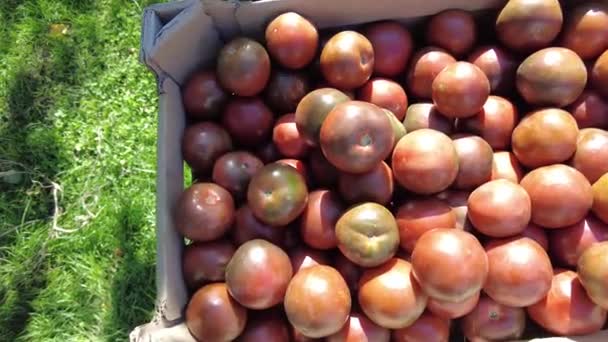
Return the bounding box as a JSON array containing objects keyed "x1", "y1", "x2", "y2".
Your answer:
[{"x1": 176, "y1": 0, "x2": 608, "y2": 341}]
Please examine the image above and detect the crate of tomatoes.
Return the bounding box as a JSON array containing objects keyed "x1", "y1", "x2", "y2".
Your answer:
[{"x1": 132, "y1": 0, "x2": 608, "y2": 340}]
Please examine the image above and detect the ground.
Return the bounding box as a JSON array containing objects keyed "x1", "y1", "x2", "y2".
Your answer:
[{"x1": 0, "y1": 0, "x2": 168, "y2": 340}]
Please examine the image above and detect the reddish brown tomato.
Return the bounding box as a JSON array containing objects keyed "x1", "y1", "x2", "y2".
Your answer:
[
  {"x1": 427, "y1": 9, "x2": 476, "y2": 56},
  {"x1": 320, "y1": 101, "x2": 394, "y2": 174},
  {"x1": 284, "y1": 265, "x2": 351, "y2": 338},
  {"x1": 338, "y1": 161, "x2": 393, "y2": 206},
  {"x1": 333, "y1": 252, "x2": 362, "y2": 294},
  {"x1": 275, "y1": 158, "x2": 311, "y2": 187},
  {"x1": 406, "y1": 47, "x2": 457, "y2": 99},
  {"x1": 560, "y1": 2, "x2": 608, "y2": 60},
  {"x1": 520, "y1": 164, "x2": 593, "y2": 228},
  {"x1": 593, "y1": 173, "x2": 608, "y2": 224},
  {"x1": 490, "y1": 151, "x2": 524, "y2": 184},
  {"x1": 295, "y1": 88, "x2": 350, "y2": 146},
  {"x1": 265, "y1": 70, "x2": 310, "y2": 113},
  {"x1": 186, "y1": 283, "x2": 247, "y2": 342},
  {"x1": 237, "y1": 311, "x2": 290, "y2": 342},
  {"x1": 300, "y1": 190, "x2": 344, "y2": 250},
  {"x1": 223, "y1": 97, "x2": 274, "y2": 146},
  {"x1": 326, "y1": 312, "x2": 390, "y2": 342},
  {"x1": 364, "y1": 21, "x2": 413, "y2": 77},
  {"x1": 578, "y1": 241, "x2": 608, "y2": 309},
  {"x1": 411, "y1": 229, "x2": 488, "y2": 302},
  {"x1": 572, "y1": 128, "x2": 608, "y2": 183},
  {"x1": 527, "y1": 269, "x2": 607, "y2": 336},
  {"x1": 396, "y1": 198, "x2": 456, "y2": 253},
  {"x1": 273, "y1": 113, "x2": 310, "y2": 158},
  {"x1": 462, "y1": 295, "x2": 526, "y2": 341},
  {"x1": 182, "y1": 240, "x2": 236, "y2": 290},
  {"x1": 182, "y1": 122, "x2": 232, "y2": 175},
  {"x1": 358, "y1": 258, "x2": 428, "y2": 329},
  {"x1": 403, "y1": 103, "x2": 453, "y2": 135},
  {"x1": 392, "y1": 129, "x2": 459, "y2": 194},
  {"x1": 592, "y1": 50, "x2": 608, "y2": 97},
  {"x1": 432, "y1": 62, "x2": 490, "y2": 118},
  {"x1": 247, "y1": 163, "x2": 308, "y2": 226},
  {"x1": 519, "y1": 223, "x2": 549, "y2": 251},
  {"x1": 468, "y1": 45, "x2": 518, "y2": 94},
  {"x1": 427, "y1": 292, "x2": 479, "y2": 319},
  {"x1": 232, "y1": 204, "x2": 286, "y2": 247},
  {"x1": 212, "y1": 151, "x2": 264, "y2": 200},
  {"x1": 265, "y1": 12, "x2": 318, "y2": 69},
  {"x1": 495, "y1": 0, "x2": 563, "y2": 52},
  {"x1": 321, "y1": 31, "x2": 374, "y2": 89},
  {"x1": 435, "y1": 190, "x2": 473, "y2": 231},
  {"x1": 392, "y1": 311, "x2": 450, "y2": 342},
  {"x1": 289, "y1": 246, "x2": 330, "y2": 273},
  {"x1": 452, "y1": 134, "x2": 493, "y2": 190},
  {"x1": 568, "y1": 90, "x2": 608, "y2": 129},
  {"x1": 175, "y1": 183, "x2": 235, "y2": 242},
  {"x1": 516, "y1": 47, "x2": 587, "y2": 107},
  {"x1": 309, "y1": 149, "x2": 339, "y2": 187},
  {"x1": 225, "y1": 239, "x2": 292, "y2": 309},
  {"x1": 357, "y1": 78, "x2": 408, "y2": 120},
  {"x1": 512, "y1": 108, "x2": 579, "y2": 168},
  {"x1": 217, "y1": 37, "x2": 270, "y2": 96},
  {"x1": 182, "y1": 70, "x2": 227, "y2": 120},
  {"x1": 459, "y1": 95, "x2": 518, "y2": 150},
  {"x1": 484, "y1": 237, "x2": 552, "y2": 307},
  {"x1": 468, "y1": 179, "x2": 531, "y2": 238},
  {"x1": 550, "y1": 214, "x2": 608, "y2": 267}
]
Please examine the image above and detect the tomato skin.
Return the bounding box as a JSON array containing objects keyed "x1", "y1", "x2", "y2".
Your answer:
[
  {"x1": 364, "y1": 21, "x2": 413, "y2": 77},
  {"x1": 462, "y1": 295, "x2": 526, "y2": 341},
  {"x1": 578, "y1": 241, "x2": 608, "y2": 310},
  {"x1": 427, "y1": 9, "x2": 476, "y2": 56},
  {"x1": 392, "y1": 311, "x2": 450, "y2": 342},
  {"x1": 217, "y1": 37, "x2": 270, "y2": 96},
  {"x1": 321, "y1": 31, "x2": 374, "y2": 89},
  {"x1": 427, "y1": 292, "x2": 479, "y2": 319},
  {"x1": 265, "y1": 12, "x2": 318, "y2": 69}
]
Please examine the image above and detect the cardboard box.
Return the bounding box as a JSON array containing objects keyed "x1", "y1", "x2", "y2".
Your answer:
[{"x1": 134, "y1": 0, "x2": 608, "y2": 341}]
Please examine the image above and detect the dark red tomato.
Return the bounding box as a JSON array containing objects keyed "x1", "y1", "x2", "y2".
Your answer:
[
  {"x1": 467, "y1": 179, "x2": 531, "y2": 238},
  {"x1": 338, "y1": 161, "x2": 393, "y2": 206},
  {"x1": 247, "y1": 163, "x2": 308, "y2": 226},
  {"x1": 212, "y1": 151, "x2": 264, "y2": 200},
  {"x1": 300, "y1": 190, "x2": 344, "y2": 250},
  {"x1": 289, "y1": 246, "x2": 330, "y2": 273},
  {"x1": 357, "y1": 78, "x2": 408, "y2": 120},
  {"x1": 392, "y1": 311, "x2": 450, "y2": 342},
  {"x1": 406, "y1": 47, "x2": 456, "y2": 99},
  {"x1": 256, "y1": 142, "x2": 281, "y2": 164},
  {"x1": 273, "y1": 113, "x2": 310, "y2": 158},
  {"x1": 223, "y1": 97, "x2": 274, "y2": 146},
  {"x1": 572, "y1": 128, "x2": 608, "y2": 183},
  {"x1": 359, "y1": 258, "x2": 428, "y2": 329},
  {"x1": 392, "y1": 129, "x2": 458, "y2": 194},
  {"x1": 592, "y1": 50, "x2": 608, "y2": 97},
  {"x1": 593, "y1": 173, "x2": 608, "y2": 224},
  {"x1": 432, "y1": 62, "x2": 490, "y2": 118},
  {"x1": 308, "y1": 149, "x2": 339, "y2": 187},
  {"x1": 237, "y1": 310, "x2": 290, "y2": 342},
  {"x1": 396, "y1": 198, "x2": 456, "y2": 253},
  {"x1": 320, "y1": 101, "x2": 394, "y2": 174},
  {"x1": 490, "y1": 151, "x2": 524, "y2": 184},
  {"x1": 327, "y1": 311, "x2": 390, "y2": 342},
  {"x1": 403, "y1": 103, "x2": 453, "y2": 135},
  {"x1": 334, "y1": 252, "x2": 362, "y2": 294},
  {"x1": 484, "y1": 237, "x2": 552, "y2": 307},
  {"x1": 295, "y1": 88, "x2": 350, "y2": 146},
  {"x1": 265, "y1": 70, "x2": 310, "y2": 113},
  {"x1": 520, "y1": 164, "x2": 593, "y2": 228},
  {"x1": 186, "y1": 283, "x2": 247, "y2": 342},
  {"x1": 321, "y1": 31, "x2": 374, "y2": 89},
  {"x1": 182, "y1": 70, "x2": 227, "y2": 120},
  {"x1": 512, "y1": 108, "x2": 579, "y2": 168},
  {"x1": 495, "y1": 0, "x2": 563, "y2": 52},
  {"x1": 550, "y1": 214, "x2": 608, "y2": 267},
  {"x1": 275, "y1": 158, "x2": 311, "y2": 186},
  {"x1": 578, "y1": 241, "x2": 608, "y2": 309},
  {"x1": 560, "y1": 2, "x2": 608, "y2": 60},
  {"x1": 182, "y1": 122, "x2": 232, "y2": 175},
  {"x1": 265, "y1": 12, "x2": 318, "y2": 69},
  {"x1": 175, "y1": 183, "x2": 235, "y2": 242},
  {"x1": 468, "y1": 45, "x2": 518, "y2": 94},
  {"x1": 183, "y1": 240, "x2": 236, "y2": 290},
  {"x1": 568, "y1": 90, "x2": 608, "y2": 129},
  {"x1": 364, "y1": 21, "x2": 413, "y2": 77},
  {"x1": 462, "y1": 295, "x2": 526, "y2": 341},
  {"x1": 528, "y1": 269, "x2": 607, "y2": 336},
  {"x1": 225, "y1": 239, "x2": 293, "y2": 309},
  {"x1": 411, "y1": 229, "x2": 488, "y2": 302},
  {"x1": 232, "y1": 204, "x2": 286, "y2": 247},
  {"x1": 459, "y1": 95, "x2": 518, "y2": 150},
  {"x1": 284, "y1": 265, "x2": 351, "y2": 338},
  {"x1": 435, "y1": 190, "x2": 473, "y2": 231},
  {"x1": 427, "y1": 291, "x2": 479, "y2": 319},
  {"x1": 427, "y1": 9, "x2": 476, "y2": 56},
  {"x1": 519, "y1": 223, "x2": 549, "y2": 251},
  {"x1": 451, "y1": 134, "x2": 493, "y2": 190},
  {"x1": 217, "y1": 37, "x2": 270, "y2": 96}
]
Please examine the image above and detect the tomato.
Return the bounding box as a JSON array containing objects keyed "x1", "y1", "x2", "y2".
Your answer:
[
  {"x1": 392, "y1": 311, "x2": 450, "y2": 342},
  {"x1": 432, "y1": 62, "x2": 490, "y2": 118},
  {"x1": 223, "y1": 97, "x2": 274, "y2": 147},
  {"x1": 591, "y1": 50, "x2": 608, "y2": 97},
  {"x1": 406, "y1": 47, "x2": 456, "y2": 99},
  {"x1": 426, "y1": 9, "x2": 476, "y2": 56},
  {"x1": 571, "y1": 128, "x2": 608, "y2": 183},
  {"x1": 265, "y1": 12, "x2": 318, "y2": 69},
  {"x1": 403, "y1": 103, "x2": 453, "y2": 135},
  {"x1": 182, "y1": 122, "x2": 232, "y2": 175},
  {"x1": 273, "y1": 113, "x2": 310, "y2": 158},
  {"x1": 182, "y1": 70, "x2": 227, "y2": 120},
  {"x1": 321, "y1": 31, "x2": 374, "y2": 89},
  {"x1": 451, "y1": 134, "x2": 493, "y2": 190},
  {"x1": 560, "y1": 2, "x2": 608, "y2": 60},
  {"x1": 326, "y1": 312, "x2": 390, "y2": 342},
  {"x1": 182, "y1": 239, "x2": 236, "y2": 290},
  {"x1": 462, "y1": 295, "x2": 526, "y2": 341},
  {"x1": 265, "y1": 70, "x2": 310, "y2": 114},
  {"x1": 212, "y1": 151, "x2": 264, "y2": 200},
  {"x1": 459, "y1": 95, "x2": 518, "y2": 150},
  {"x1": 550, "y1": 214, "x2": 608, "y2": 267},
  {"x1": 357, "y1": 78, "x2": 408, "y2": 120},
  {"x1": 468, "y1": 46, "x2": 518, "y2": 95},
  {"x1": 593, "y1": 173, "x2": 608, "y2": 224},
  {"x1": 396, "y1": 197, "x2": 456, "y2": 253},
  {"x1": 567, "y1": 90, "x2": 608, "y2": 129},
  {"x1": 364, "y1": 21, "x2": 413, "y2": 77},
  {"x1": 338, "y1": 161, "x2": 393, "y2": 206},
  {"x1": 300, "y1": 190, "x2": 344, "y2": 250},
  {"x1": 427, "y1": 292, "x2": 479, "y2": 319},
  {"x1": 217, "y1": 37, "x2": 270, "y2": 96},
  {"x1": 578, "y1": 241, "x2": 608, "y2": 309},
  {"x1": 295, "y1": 88, "x2": 350, "y2": 146}
]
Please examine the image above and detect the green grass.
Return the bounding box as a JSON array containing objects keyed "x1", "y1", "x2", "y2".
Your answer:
[{"x1": 0, "y1": 0, "x2": 168, "y2": 340}]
